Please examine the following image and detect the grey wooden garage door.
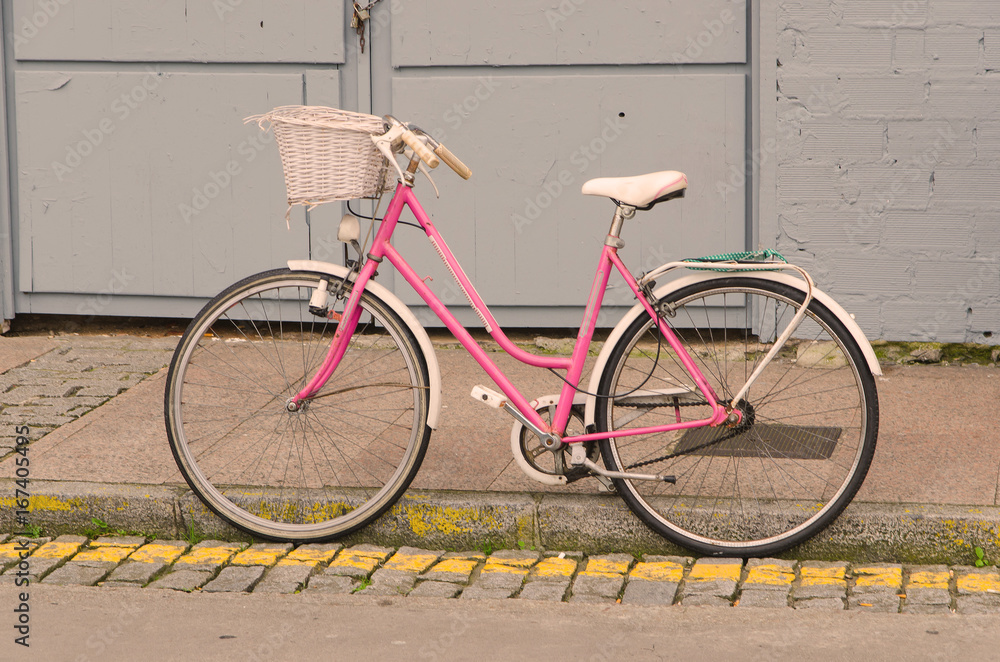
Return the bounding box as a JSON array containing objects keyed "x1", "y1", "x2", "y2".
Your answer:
[
  {"x1": 374, "y1": 0, "x2": 748, "y2": 326},
  {"x1": 1, "y1": 0, "x2": 748, "y2": 327},
  {"x1": 2, "y1": 0, "x2": 351, "y2": 320}
]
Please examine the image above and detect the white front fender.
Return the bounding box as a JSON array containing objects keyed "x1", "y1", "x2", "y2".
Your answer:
[
  {"x1": 288, "y1": 260, "x2": 442, "y2": 429},
  {"x1": 583, "y1": 270, "x2": 882, "y2": 428}
]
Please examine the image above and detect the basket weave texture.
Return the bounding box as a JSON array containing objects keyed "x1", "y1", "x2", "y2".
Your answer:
[{"x1": 246, "y1": 106, "x2": 390, "y2": 206}]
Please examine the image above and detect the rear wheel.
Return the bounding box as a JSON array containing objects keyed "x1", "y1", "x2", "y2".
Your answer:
[
  {"x1": 164, "y1": 269, "x2": 431, "y2": 541},
  {"x1": 596, "y1": 277, "x2": 878, "y2": 556}
]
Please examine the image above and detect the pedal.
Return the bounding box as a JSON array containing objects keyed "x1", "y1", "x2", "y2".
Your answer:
[{"x1": 471, "y1": 385, "x2": 506, "y2": 409}]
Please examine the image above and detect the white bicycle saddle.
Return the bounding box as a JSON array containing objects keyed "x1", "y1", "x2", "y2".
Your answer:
[{"x1": 581, "y1": 171, "x2": 688, "y2": 209}]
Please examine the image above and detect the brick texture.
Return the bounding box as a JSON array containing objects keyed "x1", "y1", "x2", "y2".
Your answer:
[{"x1": 774, "y1": 0, "x2": 1000, "y2": 342}]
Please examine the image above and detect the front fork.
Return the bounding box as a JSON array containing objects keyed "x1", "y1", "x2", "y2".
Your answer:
[{"x1": 288, "y1": 261, "x2": 375, "y2": 409}]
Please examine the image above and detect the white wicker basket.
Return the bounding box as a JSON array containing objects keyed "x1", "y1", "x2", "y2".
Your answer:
[{"x1": 247, "y1": 106, "x2": 390, "y2": 207}]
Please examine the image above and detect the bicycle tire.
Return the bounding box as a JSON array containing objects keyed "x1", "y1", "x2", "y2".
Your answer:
[
  {"x1": 164, "y1": 268, "x2": 431, "y2": 542},
  {"x1": 596, "y1": 277, "x2": 878, "y2": 557}
]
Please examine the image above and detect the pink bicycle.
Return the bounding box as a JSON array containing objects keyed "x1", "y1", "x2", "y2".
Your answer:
[{"x1": 165, "y1": 108, "x2": 880, "y2": 556}]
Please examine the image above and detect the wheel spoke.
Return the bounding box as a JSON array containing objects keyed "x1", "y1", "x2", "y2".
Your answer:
[
  {"x1": 597, "y1": 277, "x2": 877, "y2": 555},
  {"x1": 165, "y1": 271, "x2": 430, "y2": 541}
]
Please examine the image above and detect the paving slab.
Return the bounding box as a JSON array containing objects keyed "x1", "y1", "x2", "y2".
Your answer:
[
  {"x1": 902, "y1": 586, "x2": 952, "y2": 614},
  {"x1": 408, "y1": 580, "x2": 463, "y2": 599},
  {"x1": 423, "y1": 558, "x2": 479, "y2": 584},
  {"x1": 474, "y1": 568, "x2": 527, "y2": 591},
  {"x1": 105, "y1": 561, "x2": 167, "y2": 585},
  {"x1": 955, "y1": 594, "x2": 1000, "y2": 614},
  {"x1": 148, "y1": 569, "x2": 214, "y2": 592},
  {"x1": 254, "y1": 563, "x2": 316, "y2": 594},
  {"x1": 737, "y1": 590, "x2": 790, "y2": 609},
  {"x1": 305, "y1": 575, "x2": 357, "y2": 594},
  {"x1": 0, "y1": 337, "x2": 57, "y2": 374},
  {"x1": 358, "y1": 568, "x2": 419, "y2": 596},
  {"x1": 848, "y1": 586, "x2": 902, "y2": 612},
  {"x1": 202, "y1": 565, "x2": 266, "y2": 593},
  {"x1": 43, "y1": 561, "x2": 114, "y2": 586},
  {"x1": 571, "y1": 573, "x2": 624, "y2": 600},
  {"x1": 621, "y1": 579, "x2": 679, "y2": 606},
  {"x1": 518, "y1": 581, "x2": 569, "y2": 602}
]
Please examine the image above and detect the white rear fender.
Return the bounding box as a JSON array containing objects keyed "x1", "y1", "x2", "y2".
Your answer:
[
  {"x1": 583, "y1": 270, "x2": 882, "y2": 428},
  {"x1": 287, "y1": 260, "x2": 442, "y2": 429}
]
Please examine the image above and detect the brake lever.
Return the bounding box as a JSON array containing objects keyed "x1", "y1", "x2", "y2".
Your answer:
[
  {"x1": 418, "y1": 159, "x2": 440, "y2": 198},
  {"x1": 371, "y1": 124, "x2": 407, "y2": 183}
]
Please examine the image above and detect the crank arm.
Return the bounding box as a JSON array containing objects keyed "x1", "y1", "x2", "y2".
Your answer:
[
  {"x1": 578, "y1": 458, "x2": 676, "y2": 483},
  {"x1": 567, "y1": 433, "x2": 675, "y2": 482}
]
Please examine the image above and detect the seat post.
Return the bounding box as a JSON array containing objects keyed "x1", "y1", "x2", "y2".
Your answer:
[{"x1": 605, "y1": 204, "x2": 635, "y2": 248}]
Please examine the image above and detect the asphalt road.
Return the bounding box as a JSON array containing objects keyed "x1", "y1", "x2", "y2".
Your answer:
[{"x1": 2, "y1": 584, "x2": 998, "y2": 661}]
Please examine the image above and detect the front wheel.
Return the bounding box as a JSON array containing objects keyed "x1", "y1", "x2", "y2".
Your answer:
[
  {"x1": 164, "y1": 269, "x2": 431, "y2": 542},
  {"x1": 596, "y1": 277, "x2": 878, "y2": 557}
]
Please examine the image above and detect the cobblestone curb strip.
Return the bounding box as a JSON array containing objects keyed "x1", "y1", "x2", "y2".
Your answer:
[
  {"x1": 4, "y1": 481, "x2": 1000, "y2": 565},
  {"x1": 3, "y1": 537, "x2": 1000, "y2": 613}
]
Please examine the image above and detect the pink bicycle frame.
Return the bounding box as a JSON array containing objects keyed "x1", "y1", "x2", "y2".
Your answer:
[{"x1": 293, "y1": 183, "x2": 730, "y2": 443}]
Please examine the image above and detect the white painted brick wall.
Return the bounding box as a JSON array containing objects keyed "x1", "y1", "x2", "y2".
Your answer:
[
  {"x1": 839, "y1": 0, "x2": 929, "y2": 28},
  {"x1": 773, "y1": 0, "x2": 1000, "y2": 343},
  {"x1": 984, "y1": 31, "x2": 1000, "y2": 69}
]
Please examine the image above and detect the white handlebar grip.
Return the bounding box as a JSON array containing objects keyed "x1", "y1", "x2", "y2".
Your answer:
[{"x1": 434, "y1": 144, "x2": 472, "y2": 180}]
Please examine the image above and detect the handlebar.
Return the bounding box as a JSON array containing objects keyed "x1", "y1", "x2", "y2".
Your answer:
[
  {"x1": 433, "y1": 143, "x2": 472, "y2": 180},
  {"x1": 400, "y1": 129, "x2": 440, "y2": 168},
  {"x1": 380, "y1": 115, "x2": 472, "y2": 181}
]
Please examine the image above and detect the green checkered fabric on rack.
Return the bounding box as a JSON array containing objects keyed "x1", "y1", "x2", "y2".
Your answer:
[{"x1": 682, "y1": 249, "x2": 788, "y2": 271}]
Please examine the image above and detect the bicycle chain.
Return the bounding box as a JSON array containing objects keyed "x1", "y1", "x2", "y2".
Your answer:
[
  {"x1": 611, "y1": 281, "x2": 745, "y2": 471},
  {"x1": 624, "y1": 426, "x2": 746, "y2": 470},
  {"x1": 615, "y1": 399, "x2": 749, "y2": 471}
]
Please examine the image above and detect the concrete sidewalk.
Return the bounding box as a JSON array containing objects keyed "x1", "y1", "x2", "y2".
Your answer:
[{"x1": 1, "y1": 332, "x2": 999, "y2": 563}]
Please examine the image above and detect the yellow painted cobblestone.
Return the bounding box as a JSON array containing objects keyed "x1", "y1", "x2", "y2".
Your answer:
[
  {"x1": 486, "y1": 556, "x2": 537, "y2": 569},
  {"x1": 385, "y1": 551, "x2": 439, "y2": 573},
  {"x1": 89, "y1": 538, "x2": 143, "y2": 548},
  {"x1": 745, "y1": 564, "x2": 795, "y2": 586},
  {"x1": 130, "y1": 544, "x2": 187, "y2": 565},
  {"x1": 853, "y1": 566, "x2": 902, "y2": 589},
  {"x1": 31, "y1": 541, "x2": 84, "y2": 560},
  {"x1": 482, "y1": 561, "x2": 529, "y2": 576},
  {"x1": 907, "y1": 570, "x2": 950, "y2": 590},
  {"x1": 73, "y1": 546, "x2": 136, "y2": 564},
  {"x1": 584, "y1": 558, "x2": 629, "y2": 575},
  {"x1": 426, "y1": 558, "x2": 478, "y2": 577},
  {"x1": 0, "y1": 541, "x2": 39, "y2": 563},
  {"x1": 326, "y1": 548, "x2": 392, "y2": 574},
  {"x1": 278, "y1": 547, "x2": 340, "y2": 567},
  {"x1": 175, "y1": 546, "x2": 241, "y2": 567},
  {"x1": 688, "y1": 561, "x2": 742, "y2": 582},
  {"x1": 956, "y1": 571, "x2": 1000, "y2": 594},
  {"x1": 533, "y1": 557, "x2": 577, "y2": 578},
  {"x1": 800, "y1": 565, "x2": 847, "y2": 586},
  {"x1": 13, "y1": 532, "x2": 1000, "y2": 610},
  {"x1": 630, "y1": 561, "x2": 684, "y2": 583},
  {"x1": 231, "y1": 548, "x2": 288, "y2": 567}
]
